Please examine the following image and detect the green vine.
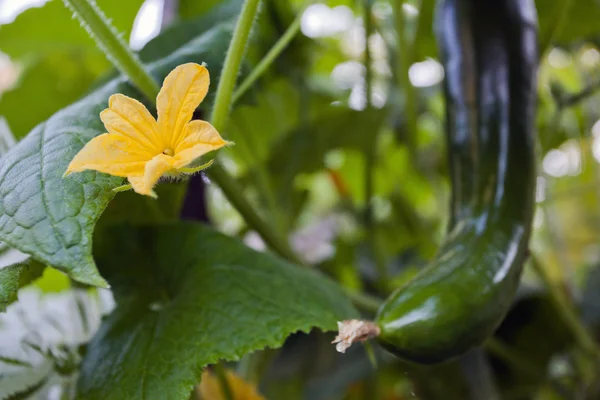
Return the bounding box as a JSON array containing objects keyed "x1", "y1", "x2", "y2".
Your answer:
[{"x1": 62, "y1": 0, "x2": 159, "y2": 101}]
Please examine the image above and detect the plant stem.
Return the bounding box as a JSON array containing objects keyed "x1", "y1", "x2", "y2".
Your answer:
[
  {"x1": 62, "y1": 0, "x2": 159, "y2": 101},
  {"x1": 210, "y1": 0, "x2": 261, "y2": 132},
  {"x1": 393, "y1": 0, "x2": 417, "y2": 151},
  {"x1": 363, "y1": 0, "x2": 388, "y2": 285},
  {"x1": 213, "y1": 364, "x2": 234, "y2": 400},
  {"x1": 225, "y1": 2, "x2": 307, "y2": 234},
  {"x1": 345, "y1": 289, "x2": 382, "y2": 314},
  {"x1": 205, "y1": 0, "x2": 304, "y2": 264},
  {"x1": 530, "y1": 255, "x2": 600, "y2": 362},
  {"x1": 231, "y1": 12, "x2": 302, "y2": 104},
  {"x1": 211, "y1": 0, "x2": 305, "y2": 237},
  {"x1": 363, "y1": 0, "x2": 373, "y2": 113},
  {"x1": 229, "y1": 114, "x2": 287, "y2": 236},
  {"x1": 363, "y1": 0, "x2": 374, "y2": 227},
  {"x1": 363, "y1": 0, "x2": 377, "y2": 225},
  {"x1": 208, "y1": 165, "x2": 303, "y2": 264},
  {"x1": 249, "y1": 151, "x2": 287, "y2": 235}
]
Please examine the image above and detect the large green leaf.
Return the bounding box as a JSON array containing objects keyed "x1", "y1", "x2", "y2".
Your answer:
[
  {"x1": 0, "y1": 0, "x2": 143, "y2": 59},
  {"x1": 0, "y1": 23, "x2": 235, "y2": 287},
  {"x1": 78, "y1": 222, "x2": 358, "y2": 399}
]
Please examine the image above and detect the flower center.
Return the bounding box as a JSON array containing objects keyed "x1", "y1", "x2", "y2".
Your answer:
[{"x1": 162, "y1": 148, "x2": 174, "y2": 156}]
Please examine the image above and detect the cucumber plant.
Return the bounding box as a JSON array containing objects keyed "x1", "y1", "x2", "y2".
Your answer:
[{"x1": 1, "y1": 0, "x2": 600, "y2": 398}]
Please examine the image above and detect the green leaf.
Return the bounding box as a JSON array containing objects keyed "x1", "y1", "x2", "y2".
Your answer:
[
  {"x1": 78, "y1": 222, "x2": 358, "y2": 399},
  {"x1": 0, "y1": 119, "x2": 16, "y2": 155},
  {"x1": 536, "y1": 0, "x2": 600, "y2": 46},
  {"x1": 0, "y1": 0, "x2": 143, "y2": 59},
  {"x1": 139, "y1": 0, "x2": 242, "y2": 63},
  {"x1": 269, "y1": 107, "x2": 387, "y2": 181},
  {"x1": 0, "y1": 22, "x2": 235, "y2": 287},
  {"x1": 0, "y1": 51, "x2": 109, "y2": 140},
  {"x1": 0, "y1": 257, "x2": 45, "y2": 312},
  {"x1": 94, "y1": 182, "x2": 188, "y2": 237},
  {"x1": 266, "y1": 106, "x2": 387, "y2": 215},
  {"x1": 179, "y1": 0, "x2": 225, "y2": 20}
]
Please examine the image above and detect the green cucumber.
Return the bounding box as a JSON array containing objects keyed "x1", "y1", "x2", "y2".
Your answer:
[{"x1": 375, "y1": 0, "x2": 539, "y2": 364}]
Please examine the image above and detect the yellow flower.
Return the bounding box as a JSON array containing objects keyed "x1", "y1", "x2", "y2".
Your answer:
[
  {"x1": 198, "y1": 369, "x2": 265, "y2": 400},
  {"x1": 64, "y1": 63, "x2": 229, "y2": 198}
]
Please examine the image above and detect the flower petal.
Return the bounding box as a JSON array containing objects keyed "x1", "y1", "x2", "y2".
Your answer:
[
  {"x1": 100, "y1": 94, "x2": 161, "y2": 151},
  {"x1": 65, "y1": 133, "x2": 150, "y2": 177},
  {"x1": 156, "y1": 63, "x2": 209, "y2": 149},
  {"x1": 127, "y1": 154, "x2": 175, "y2": 198},
  {"x1": 198, "y1": 370, "x2": 265, "y2": 400},
  {"x1": 172, "y1": 120, "x2": 229, "y2": 169}
]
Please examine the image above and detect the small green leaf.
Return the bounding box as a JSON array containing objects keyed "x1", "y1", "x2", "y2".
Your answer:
[
  {"x1": 0, "y1": 0, "x2": 143, "y2": 59},
  {"x1": 78, "y1": 222, "x2": 358, "y2": 399},
  {"x1": 0, "y1": 22, "x2": 235, "y2": 286},
  {"x1": 0, "y1": 257, "x2": 45, "y2": 312}
]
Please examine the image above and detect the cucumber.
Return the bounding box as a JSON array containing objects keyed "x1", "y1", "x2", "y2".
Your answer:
[{"x1": 375, "y1": 0, "x2": 539, "y2": 364}]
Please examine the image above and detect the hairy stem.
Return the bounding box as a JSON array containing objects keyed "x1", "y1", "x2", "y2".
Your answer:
[
  {"x1": 62, "y1": 0, "x2": 159, "y2": 101},
  {"x1": 210, "y1": 0, "x2": 261, "y2": 131},
  {"x1": 205, "y1": 0, "x2": 304, "y2": 264}
]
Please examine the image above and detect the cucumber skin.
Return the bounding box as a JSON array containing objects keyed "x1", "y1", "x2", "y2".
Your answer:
[{"x1": 375, "y1": 0, "x2": 539, "y2": 364}]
